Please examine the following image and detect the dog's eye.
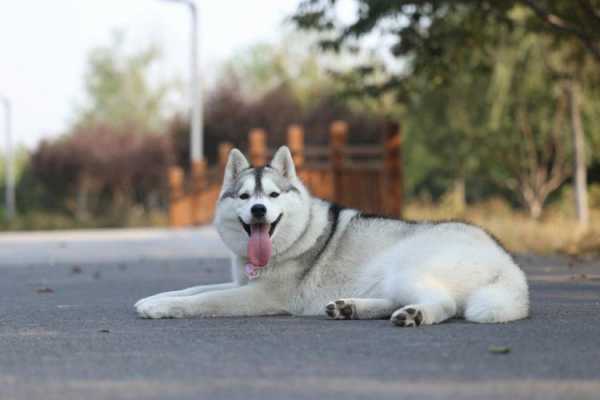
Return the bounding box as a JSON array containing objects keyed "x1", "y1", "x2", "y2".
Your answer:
[
  {"x1": 270, "y1": 192, "x2": 280, "y2": 198},
  {"x1": 239, "y1": 193, "x2": 250, "y2": 200}
]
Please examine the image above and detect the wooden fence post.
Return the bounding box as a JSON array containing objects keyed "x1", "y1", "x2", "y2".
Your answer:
[
  {"x1": 219, "y1": 142, "x2": 233, "y2": 173},
  {"x1": 249, "y1": 128, "x2": 267, "y2": 166},
  {"x1": 287, "y1": 124, "x2": 304, "y2": 173},
  {"x1": 330, "y1": 121, "x2": 348, "y2": 205},
  {"x1": 191, "y1": 159, "x2": 207, "y2": 225},
  {"x1": 168, "y1": 166, "x2": 186, "y2": 227},
  {"x1": 384, "y1": 121, "x2": 403, "y2": 218}
]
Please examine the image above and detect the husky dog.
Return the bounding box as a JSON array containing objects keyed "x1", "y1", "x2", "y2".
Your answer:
[{"x1": 135, "y1": 147, "x2": 529, "y2": 326}]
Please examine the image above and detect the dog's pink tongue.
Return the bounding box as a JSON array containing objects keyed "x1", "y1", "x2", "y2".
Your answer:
[{"x1": 248, "y1": 223, "x2": 272, "y2": 267}]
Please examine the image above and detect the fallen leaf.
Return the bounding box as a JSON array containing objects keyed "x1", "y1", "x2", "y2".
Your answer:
[{"x1": 488, "y1": 345, "x2": 511, "y2": 354}]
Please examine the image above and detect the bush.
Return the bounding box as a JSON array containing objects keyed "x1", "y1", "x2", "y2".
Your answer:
[{"x1": 29, "y1": 123, "x2": 174, "y2": 220}]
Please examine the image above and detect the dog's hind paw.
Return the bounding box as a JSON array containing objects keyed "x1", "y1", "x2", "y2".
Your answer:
[
  {"x1": 325, "y1": 299, "x2": 358, "y2": 320},
  {"x1": 390, "y1": 306, "x2": 423, "y2": 327}
]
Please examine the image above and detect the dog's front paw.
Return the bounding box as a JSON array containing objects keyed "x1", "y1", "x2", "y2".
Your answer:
[
  {"x1": 325, "y1": 299, "x2": 358, "y2": 320},
  {"x1": 391, "y1": 306, "x2": 423, "y2": 327},
  {"x1": 135, "y1": 298, "x2": 190, "y2": 319},
  {"x1": 134, "y1": 293, "x2": 166, "y2": 308}
]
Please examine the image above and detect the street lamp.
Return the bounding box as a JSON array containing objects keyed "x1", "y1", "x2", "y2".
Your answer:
[
  {"x1": 159, "y1": 0, "x2": 203, "y2": 162},
  {"x1": 0, "y1": 95, "x2": 15, "y2": 220}
]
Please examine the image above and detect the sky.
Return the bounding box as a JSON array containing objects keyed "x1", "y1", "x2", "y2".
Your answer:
[{"x1": 0, "y1": 0, "x2": 304, "y2": 150}]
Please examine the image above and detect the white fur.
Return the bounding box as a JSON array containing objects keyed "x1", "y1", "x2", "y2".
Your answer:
[{"x1": 135, "y1": 146, "x2": 529, "y2": 326}]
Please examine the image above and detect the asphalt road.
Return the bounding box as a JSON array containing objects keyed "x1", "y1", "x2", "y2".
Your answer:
[{"x1": 0, "y1": 229, "x2": 599, "y2": 400}]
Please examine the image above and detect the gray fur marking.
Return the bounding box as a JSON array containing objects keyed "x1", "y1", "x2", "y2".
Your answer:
[
  {"x1": 297, "y1": 204, "x2": 343, "y2": 282},
  {"x1": 254, "y1": 167, "x2": 265, "y2": 194},
  {"x1": 220, "y1": 167, "x2": 300, "y2": 201}
]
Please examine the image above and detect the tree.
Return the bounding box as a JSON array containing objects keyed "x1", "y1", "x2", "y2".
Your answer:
[
  {"x1": 569, "y1": 80, "x2": 589, "y2": 229},
  {"x1": 516, "y1": 0, "x2": 600, "y2": 61},
  {"x1": 73, "y1": 31, "x2": 175, "y2": 132},
  {"x1": 293, "y1": 0, "x2": 599, "y2": 220},
  {"x1": 293, "y1": 1, "x2": 600, "y2": 63},
  {"x1": 221, "y1": 35, "x2": 334, "y2": 107}
]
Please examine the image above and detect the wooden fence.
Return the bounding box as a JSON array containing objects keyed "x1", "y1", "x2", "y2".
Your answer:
[{"x1": 168, "y1": 121, "x2": 403, "y2": 227}]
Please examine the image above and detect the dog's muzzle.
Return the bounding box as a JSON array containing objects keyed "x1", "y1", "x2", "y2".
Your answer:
[{"x1": 239, "y1": 213, "x2": 282, "y2": 237}]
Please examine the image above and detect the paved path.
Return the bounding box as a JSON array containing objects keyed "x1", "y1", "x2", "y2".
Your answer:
[
  {"x1": 0, "y1": 227, "x2": 229, "y2": 266},
  {"x1": 0, "y1": 228, "x2": 599, "y2": 400}
]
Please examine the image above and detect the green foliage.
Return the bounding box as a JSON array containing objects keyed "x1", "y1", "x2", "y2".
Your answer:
[
  {"x1": 293, "y1": 1, "x2": 600, "y2": 62},
  {"x1": 0, "y1": 146, "x2": 28, "y2": 183},
  {"x1": 73, "y1": 31, "x2": 175, "y2": 131},
  {"x1": 0, "y1": 209, "x2": 167, "y2": 231},
  {"x1": 221, "y1": 35, "x2": 334, "y2": 107},
  {"x1": 292, "y1": 0, "x2": 600, "y2": 214}
]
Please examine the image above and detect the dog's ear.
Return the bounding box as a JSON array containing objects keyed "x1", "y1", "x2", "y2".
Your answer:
[
  {"x1": 270, "y1": 146, "x2": 297, "y2": 180},
  {"x1": 222, "y1": 148, "x2": 250, "y2": 188}
]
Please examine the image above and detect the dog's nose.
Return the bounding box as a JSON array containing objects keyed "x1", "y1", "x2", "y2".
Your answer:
[{"x1": 251, "y1": 204, "x2": 267, "y2": 218}]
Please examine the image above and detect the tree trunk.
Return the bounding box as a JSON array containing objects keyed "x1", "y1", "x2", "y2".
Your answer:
[
  {"x1": 528, "y1": 198, "x2": 543, "y2": 220},
  {"x1": 522, "y1": 185, "x2": 544, "y2": 220},
  {"x1": 568, "y1": 81, "x2": 589, "y2": 231},
  {"x1": 451, "y1": 177, "x2": 466, "y2": 214},
  {"x1": 76, "y1": 176, "x2": 90, "y2": 221}
]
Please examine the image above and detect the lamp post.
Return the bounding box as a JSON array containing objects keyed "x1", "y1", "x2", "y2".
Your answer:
[
  {"x1": 159, "y1": 0, "x2": 203, "y2": 162},
  {"x1": 0, "y1": 95, "x2": 15, "y2": 220}
]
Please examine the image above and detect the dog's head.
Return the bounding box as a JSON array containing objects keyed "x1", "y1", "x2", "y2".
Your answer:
[{"x1": 214, "y1": 146, "x2": 310, "y2": 266}]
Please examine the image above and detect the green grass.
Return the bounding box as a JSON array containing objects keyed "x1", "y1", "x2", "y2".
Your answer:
[{"x1": 0, "y1": 210, "x2": 168, "y2": 231}]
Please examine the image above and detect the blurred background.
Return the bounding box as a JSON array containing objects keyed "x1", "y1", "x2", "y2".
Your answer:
[{"x1": 0, "y1": 0, "x2": 599, "y2": 255}]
